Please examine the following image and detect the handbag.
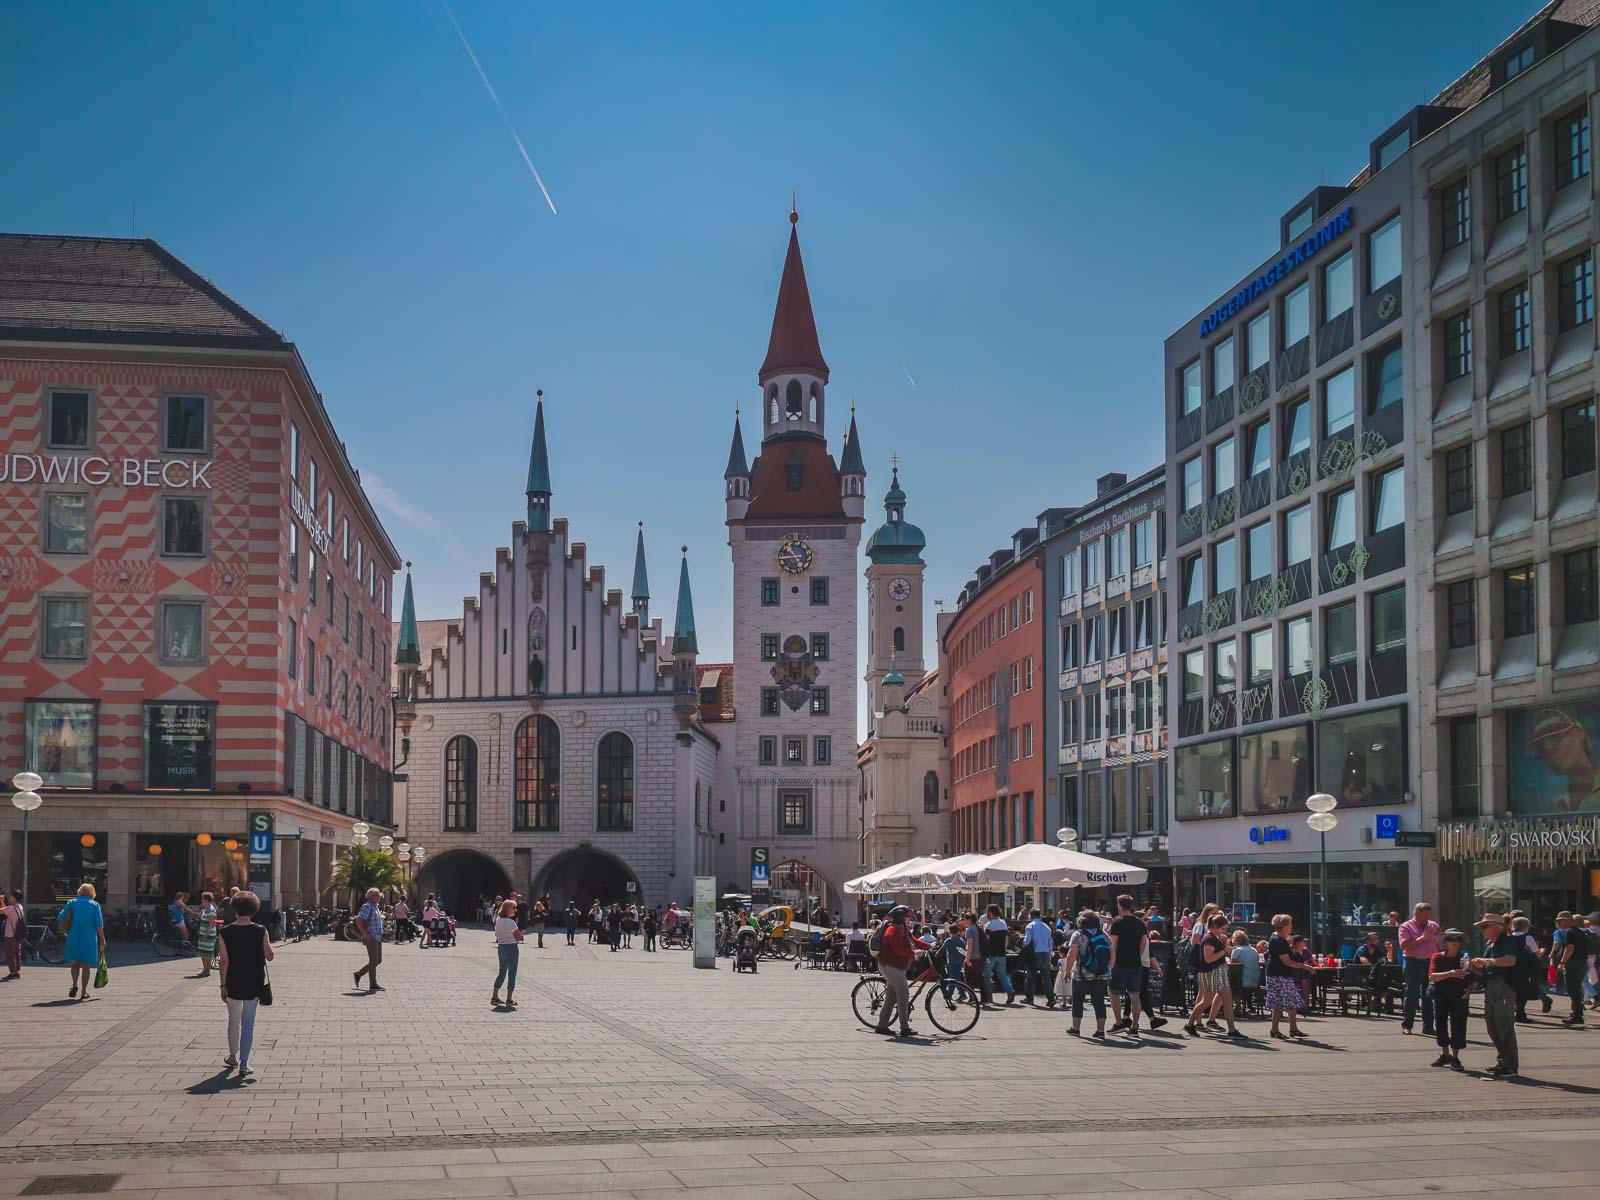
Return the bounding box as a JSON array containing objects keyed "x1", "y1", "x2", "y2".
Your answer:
[
  {"x1": 94, "y1": 949, "x2": 109, "y2": 990},
  {"x1": 258, "y1": 927, "x2": 273, "y2": 1005}
]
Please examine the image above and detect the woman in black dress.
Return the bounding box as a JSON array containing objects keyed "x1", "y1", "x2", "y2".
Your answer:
[{"x1": 217, "y1": 891, "x2": 274, "y2": 1078}]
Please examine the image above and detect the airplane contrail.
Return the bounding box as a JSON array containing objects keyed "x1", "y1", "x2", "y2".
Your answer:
[
  {"x1": 443, "y1": 4, "x2": 559, "y2": 216},
  {"x1": 902, "y1": 363, "x2": 917, "y2": 388}
]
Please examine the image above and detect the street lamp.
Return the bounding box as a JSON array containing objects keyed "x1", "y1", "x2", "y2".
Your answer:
[
  {"x1": 11, "y1": 772, "x2": 43, "y2": 907},
  {"x1": 379, "y1": 834, "x2": 394, "y2": 852},
  {"x1": 1055, "y1": 828, "x2": 1079, "y2": 914},
  {"x1": 1305, "y1": 793, "x2": 1339, "y2": 956}
]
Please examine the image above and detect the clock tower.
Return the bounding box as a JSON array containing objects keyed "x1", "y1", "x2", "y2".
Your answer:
[
  {"x1": 864, "y1": 459, "x2": 928, "y2": 730},
  {"x1": 722, "y1": 209, "x2": 864, "y2": 914}
]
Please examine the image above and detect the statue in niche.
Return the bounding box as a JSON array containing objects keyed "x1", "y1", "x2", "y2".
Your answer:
[
  {"x1": 527, "y1": 607, "x2": 547, "y2": 695},
  {"x1": 527, "y1": 653, "x2": 545, "y2": 695}
]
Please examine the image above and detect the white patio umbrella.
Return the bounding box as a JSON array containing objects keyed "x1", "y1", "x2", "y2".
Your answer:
[
  {"x1": 842, "y1": 854, "x2": 943, "y2": 896},
  {"x1": 932, "y1": 841, "x2": 1148, "y2": 889},
  {"x1": 888, "y1": 852, "x2": 988, "y2": 891}
]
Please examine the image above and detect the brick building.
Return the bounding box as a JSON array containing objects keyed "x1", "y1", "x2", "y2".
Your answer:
[{"x1": 0, "y1": 234, "x2": 399, "y2": 911}]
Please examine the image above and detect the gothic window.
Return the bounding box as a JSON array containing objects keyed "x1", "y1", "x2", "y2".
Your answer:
[
  {"x1": 893, "y1": 626, "x2": 905, "y2": 652},
  {"x1": 808, "y1": 381, "x2": 820, "y2": 422},
  {"x1": 768, "y1": 392, "x2": 779, "y2": 426},
  {"x1": 597, "y1": 732, "x2": 635, "y2": 832},
  {"x1": 514, "y1": 715, "x2": 560, "y2": 831},
  {"x1": 443, "y1": 736, "x2": 477, "y2": 832},
  {"x1": 924, "y1": 771, "x2": 940, "y2": 813},
  {"x1": 786, "y1": 379, "x2": 803, "y2": 421}
]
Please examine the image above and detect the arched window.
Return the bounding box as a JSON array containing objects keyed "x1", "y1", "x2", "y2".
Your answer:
[
  {"x1": 768, "y1": 387, "x2": 779, "y2": 426},
  {"x1": 808, "y1": 381, "x2": 820, "y2": 422},
  {"x1": 514, "y1": 715, "x2": 560, "y2": 831},
  {"x1": 923, "y1": 770, "x2": 940, "y2": 813},
  {"x1": 785, "y1": 379, "x2": 803, "y2": 420},
  {"x1": 597, "y1": 732, "x2": 634, "y2": 832},
  {"x1": 443, "y1": 736, "x2": 477, "y2": 832},
  {"x1": 893, "y1": 626, "x2": 906, "y2": 652}
]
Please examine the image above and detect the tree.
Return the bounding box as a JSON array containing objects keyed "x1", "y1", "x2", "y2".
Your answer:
[{"x1": 324, "y1": 845, "x2": 403, "y2": 909}]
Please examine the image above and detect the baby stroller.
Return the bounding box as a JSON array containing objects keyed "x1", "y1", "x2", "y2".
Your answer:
[
  {"x1": 733, "y1": 926, "x2": 759, "y2": 973},
  {"x1": 425, "y1": 914, "x2": 456, "y2": 947}
]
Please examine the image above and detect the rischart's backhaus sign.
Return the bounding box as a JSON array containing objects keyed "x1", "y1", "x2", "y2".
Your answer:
[{"x1": 1, "y1": 454, "x2": 210, "y2": 488}]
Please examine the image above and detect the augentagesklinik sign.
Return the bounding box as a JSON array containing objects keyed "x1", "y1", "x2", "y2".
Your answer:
[{"x1": 1198, "y1": 207, "x2": 1355, "y2": 336}]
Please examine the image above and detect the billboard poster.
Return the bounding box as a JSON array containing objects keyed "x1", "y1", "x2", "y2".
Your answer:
[
  {"x1": 144, "y1": 703, "x2": 215, "y2": 790},
  {"x1": 1508, "y1": 703, "x2": 1600, "y2": 815}
]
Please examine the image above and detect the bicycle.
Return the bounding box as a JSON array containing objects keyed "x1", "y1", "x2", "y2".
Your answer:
[
  {"x1": 151, "y1": 925, "x2": 194, "y2": 958},
  {"x1": 850, "y1": 953, "x2": 982, "y2": 1036},
  {"x1": 23, "y1": 923, "x2": 65, "y2": 965}
]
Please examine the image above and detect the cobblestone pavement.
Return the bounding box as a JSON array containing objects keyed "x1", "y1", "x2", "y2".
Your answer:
[{"x1": 1, "y1": 929, "x2": 1596, "y2": 1197}]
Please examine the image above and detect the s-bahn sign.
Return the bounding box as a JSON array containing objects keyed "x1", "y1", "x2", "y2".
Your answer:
[{"x1": 0, "y1": 454, "x2": 211, "y2": 488}]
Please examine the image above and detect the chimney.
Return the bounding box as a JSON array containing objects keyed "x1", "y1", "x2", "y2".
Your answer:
[{"x1": 1096, "y1": 471, "x2": 1128, "y2": 498}]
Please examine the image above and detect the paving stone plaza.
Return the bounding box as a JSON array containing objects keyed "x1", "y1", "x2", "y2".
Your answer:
[{"x1": 1, "y1": 929, "x2": 1596, "y2": 1198}]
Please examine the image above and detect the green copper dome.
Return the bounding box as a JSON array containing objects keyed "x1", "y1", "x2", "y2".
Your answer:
[{"x1": 865, "y1": 464, "x2": 925, "y2": 565}]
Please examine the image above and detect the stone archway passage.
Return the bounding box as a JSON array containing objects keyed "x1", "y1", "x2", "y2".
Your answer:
[
  {"x1": 414, "y1": 849, "x2": 512, "y2": 920},
  {"x1": 535, "y1": 848, "x2": 640, "y2": 909},
  {"x1": 770, "y1": 859, "x2": 840, "y2": 920}
]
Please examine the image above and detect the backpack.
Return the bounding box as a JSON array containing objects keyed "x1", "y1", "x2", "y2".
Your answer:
[
  {"x1": 1188, "y1": 936, "x2": 1209, "y2": 973},
  {"x1": 1511, "y1": 936, "x2": 1543, "y2": 998},
  {"x1": 1079, "y1": 931, "x2": 1111, "y2": 978},
  {"x1": 868, "y1": 924, "x2": 885, "y2": 955}
]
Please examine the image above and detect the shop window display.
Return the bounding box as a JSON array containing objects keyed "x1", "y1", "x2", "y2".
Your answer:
[{"x1": 1316, "y1": 706, "x2": 1406, "y2": 808}]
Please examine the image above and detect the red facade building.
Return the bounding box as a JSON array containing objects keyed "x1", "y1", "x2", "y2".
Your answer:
[
  {"x1": 941, "y1": 528, "x2": 1046, "y2": 855},
  {"x1": 0, "y1": 234, "x2": 399, "y2": 910}
]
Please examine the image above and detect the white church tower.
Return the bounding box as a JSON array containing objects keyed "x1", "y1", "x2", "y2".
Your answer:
[{"x1": 722, "y1": 209, "x2": 863, "y2": 913}]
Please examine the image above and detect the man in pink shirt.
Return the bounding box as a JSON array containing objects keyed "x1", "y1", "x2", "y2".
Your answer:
[{"x1": 1398, "y1": 901, "x2": 1441, "y2": 1035}]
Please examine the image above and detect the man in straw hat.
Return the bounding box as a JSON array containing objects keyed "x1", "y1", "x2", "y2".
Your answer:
[{"x1": 1468, "y1": 913, "x2": 1520, "y2": 1077}]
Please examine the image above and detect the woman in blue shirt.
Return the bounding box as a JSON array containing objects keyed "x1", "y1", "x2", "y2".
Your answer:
[{"x1": 57, "y1": 882, "x2": 105, "y2": 1000}]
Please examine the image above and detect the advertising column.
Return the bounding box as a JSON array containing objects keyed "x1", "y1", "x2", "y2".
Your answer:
[{"x1": 248, "y1": 811, "x2": 274, "y2": 906}]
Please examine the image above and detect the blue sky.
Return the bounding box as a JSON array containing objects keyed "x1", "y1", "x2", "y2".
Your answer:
[{"x1": 1, "y1": 1, "x2": 1534, "y2": 674}]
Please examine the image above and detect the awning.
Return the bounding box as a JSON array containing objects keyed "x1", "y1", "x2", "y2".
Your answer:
[
  {"x1": 843, "y1": 854, "x2": 943, "y2": 895},
  {"x1": 933, "y1": 842, "x2": 1148, "y2": 889}
]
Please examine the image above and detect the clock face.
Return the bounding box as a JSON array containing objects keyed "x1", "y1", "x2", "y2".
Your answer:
[
  {"x1": 776, "y1": 538, "x2": 814, "y2": 575},
  {"x1": 887, "y1": 577, "x2": 912, "y2": 602}
]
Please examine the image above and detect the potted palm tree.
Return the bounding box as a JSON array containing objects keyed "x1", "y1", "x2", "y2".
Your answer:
[{"x1": 325, "y1": 845, "x2": 404, "y2": 931}]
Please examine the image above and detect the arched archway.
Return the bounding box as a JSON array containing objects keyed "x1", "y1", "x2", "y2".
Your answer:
[
  {"x1": 535, "y1": 846, "x2": 640, "y2": 909},
  {"x1": 770, "y1": 859, "x2": 841, "y2": 921},
  {"x1": 415, "y1": 848, "x2": 511, "y2": 920}
]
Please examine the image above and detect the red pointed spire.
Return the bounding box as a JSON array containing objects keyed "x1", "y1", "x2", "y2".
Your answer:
[{"x1": 758, "y1": 209, "x2": 829, "y2": 384}]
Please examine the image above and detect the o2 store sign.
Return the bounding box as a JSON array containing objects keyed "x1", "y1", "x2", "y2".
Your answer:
[
  {"x1": 1, "y1": 454, "x2": 211, "y2": 488},
  {"x1": 1249, "y1": 825, "x2": 1289, "y2": 845}
]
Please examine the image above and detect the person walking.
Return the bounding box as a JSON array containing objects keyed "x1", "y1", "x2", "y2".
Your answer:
[
  {"x1": 1469, "y1": 912, "x2": 1520, "y2": 1078},
  {"x1": 58, "y1": 883, "x2": 105, "y2": 1000},
  {"x1": 351, "y1": 887, "x2": 385, "y2": 993},
  {"x1": 1397, "y1": 901, "x2": 1440, "y2": 1036},
  {"x1": 1264, "y1": 914, "x2": 1315, "y2": 1039},
  {"x1": 531, "y1": 897, "x2": 548, "y2": 948},
  {"x1": 1189, "y1": 913, "x2": 1244, "y2": 1038},
  {"x1": 194, "y1": 892, "x2": 219, "y2": 977},
  {"x1": 1553, "y1": 912, "x2": 1587, "y2": 1026},
  {"x1": 1108, "y1": 894, "x2": 1148, "y2": 1036},
  {"x1": 391, "y1": 896, "x2": 411, "y2": 944},
  {"x1": 1510, "y1": 915, "x2": 1548, "y2": 1023},
  {"x1": 492, "y1": 898, "x2": 523, "y2": 1007},
  {"x1": 980, "y1": 905, "x2": 1015, "y2": 1006},
  {"x1": 217, "y1": 890, "x2": 272, "y2": 1077},
  {"x1": 606, "y1": 903, "x2": 623, "y2": 952},
  {"x1": 2, "y1": 891, "x2": 25, "y2": 980},
  {"x1": 872, "y1": 906, "x2": 919, "y2": 1038},
  {"x1": 1063, "y1": 910, "x2": 1111, "y2": 1039},
  {"x1": 642, "y1": 906, "x2": 658, "y2": 952},
  {"x1": 564, "y1": 902, "x2": 579, "y2": 945},
  {"x1": 1020, "y1": 909, "x2": 1054, "y2": 1006},
  {"x1": 1427, "y1": 929, "x2": 1472, "y2": 1070},
  {"x1": 588, "y1": 901, "x2": 603, "y2": 944}
]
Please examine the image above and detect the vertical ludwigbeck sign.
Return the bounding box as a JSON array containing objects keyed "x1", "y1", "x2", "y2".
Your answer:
[{"x1": 248, "y1": 810, "x2": 274, "y2": 904}]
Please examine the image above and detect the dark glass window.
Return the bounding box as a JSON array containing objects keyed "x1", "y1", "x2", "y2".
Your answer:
[
  {"x1": 758, "y1": 736, "x2": 776, "y2": 765},
  {"x1": 1371, "y1": 585, "x2": 1406, "y2": 654},
  {"x1": 1503, "y1": 566, "x2": 1536, "y2": 638},
  {"x1": 814, "y1": 737, "x2": 832, "y2": 765},
  {"x1": 1246, "y1": 521, "x2": 1271, "y2": 582},
  {"x1": 1370, "y1": 464, "x2": 1404, "y2": 533},
  {"x1": 1317, "y1": 707, "x2": 1406, "y2": 807},
  {"x1": 1559, "y1": 252, "x2": 1594, "y2": 331},
  {"x1": 1444, "y1": 310, "x2": 1472, "y2": 381},
  {"x1": 1284, "y1": 504, "x2": 1310, "y2": 565},
  {"x1": 1444, "y1": 445, "x2": 1474, "y2": 515},
  {"x1": 162, "y1": 497, "x2": 205, "y2": 556},
  {"x1": 1212, "y1": 639, "x2": 1236, "y2": 694},
  {"x1": 1447, "y1": 716, "x2": 1478, "y2": 820},
  {"x1": 1565, "y1": 548, "x2": 1598, "y2": 623},
  {"x1": 1447, "y1": 579, "x2": 1476, "y2": 649},
  {"x1": 1561, "y1": 400, "x2": 1596, "y2": 477},
  {"x1": 443, "y1": 736, "x2": 477, "y2": 831},
  {"x1": 811, "y1": 687, "x2": 830, "y2": 716},
  {"x1": 513, "y1": 715, "x2": 559, "y2": 831},
  {"x1": 781, "y1": 791, "x2": 810, "y2": 833},
  {"x1": 760, "y1": 577, "x2": 780, "y2": 606},
  {"x1": 1174, "y1": 738, "x2": 1233, "y2": 820},
  {"x1": 1245, "y1": 418, "x2": 1270, "y2": 478},
  {"x1": 42, "y1": 597, "x2": 87, "y2": 658},
  {"x1": 596, "y1": 732, "x2": 634, "y2": 832},
  {"x1": 1503, "y1": 43, "x2": 1534, "y2": 80},
  {"x1": 1182, "y1": 649, "x2": 1204, "y2": 701},
  {"x1": 1498, "y1": 283, "x2": 1531, "y2": 356},
  {"x1": 1501, "y1": 423, "x2": 1532, "y2": 496},
  {"x1": 1181, "y1": 553, "x2": 1202, "y2": 606},
  {"x1": 1324, "y1": 487, "x2": 1355, "y2": 552},
  {"x1": 784, "y1": 736, "x2": 804, "y2": 765},
  {"x1": 760, "y1": 687, "x2": 779, "y2": 716},
  {"x1": 163, "y1": 395, "x2": 208, "y2": 452},
  {"x1": 1369, "y1": 343, "x2": 1402, "y2": 413},
  {"x1": 1555, "y1": 107, "x2": 1591, "y2": 187},
  {"x1": 760, "y1": 633, "x2": 779, "y2": 660},
  {"x1": 1325, "y1": 601, "x2": 1356, "y2": 665},
  {"x1": 1283, "y1": 397, "x2": 1310, "y2": 458},
  {"x1": 1441, "y1": 178, "x2": 1470, "y2": 250},
  {"x1": 48, "y1": 391, "x2": 90, "y2": 448},
  {"x1": 1323, "y1": 367, "x2": 1355, "y2": 437},
  {"x1": 1238, "y1": 725, "x2": 1311, "y2": 815},
  {"x1": 43, "y1": 493, "x2": 88, "y2": 554},
  {"x1": 810, "y1": 577, "x2": 829, "y2": 605},
  {"x1": 810, "y1": 632, "x2": 829, "y2": 660},
  {"x1": 1247, "y1": 627, "x2": 1273, "y2": 687},
  {"x1": 1496, "y1": 144, "x2": 1528, "y2": 219},
  {"x1": 924, "y1": 771, "x2": 940, "y2": 814}
]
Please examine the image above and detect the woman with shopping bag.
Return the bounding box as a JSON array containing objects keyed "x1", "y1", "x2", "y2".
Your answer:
[{"x1": 57, "y1": 883, "x2": 105, "y2": 1000}]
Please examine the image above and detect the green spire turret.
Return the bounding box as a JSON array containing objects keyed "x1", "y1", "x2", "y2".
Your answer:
[
  {"x1": 631, "y1": 521, "x2": 650, "y2": 620},
  {"x1": 394, "y1": 562, "x2": 420, "y2": 667},
  {"x1": 839, "y1": 407, "x2": 865, "y2": 476},
  {"x1": 525, "y1": 391, "x2": 552, "y2": 531},
  {"x1": 724, "y1": 408, "x2": 749, "y2": 478},
  {"x1": 672, "y1": 546, "x2": 698, "y2": 656}
]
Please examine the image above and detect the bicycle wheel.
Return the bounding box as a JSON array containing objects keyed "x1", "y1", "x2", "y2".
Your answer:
[
  {"x1": 924, "y1": 978, "x2": 981, "y2": 1036},
  {"x1": 776, "y1": 936, "x2": 800, "y2": 960},
  {"x1": 851, "y1": 975, "x2": 888, "y2": 1028},
  {"x1": 151, "y1": 931, "x2": 178, "y2": 959},
  {"x1": 39, "y1": 931, "x2": 65, "y2": 965}
]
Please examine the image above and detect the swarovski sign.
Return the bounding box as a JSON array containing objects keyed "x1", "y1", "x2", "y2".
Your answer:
[
  {"x1": 0, "y1": 454, "x2": 210, "y2": 488},
  {"x1": 1438, "y1": 815, "x2": 1600, "y2": 865}
]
